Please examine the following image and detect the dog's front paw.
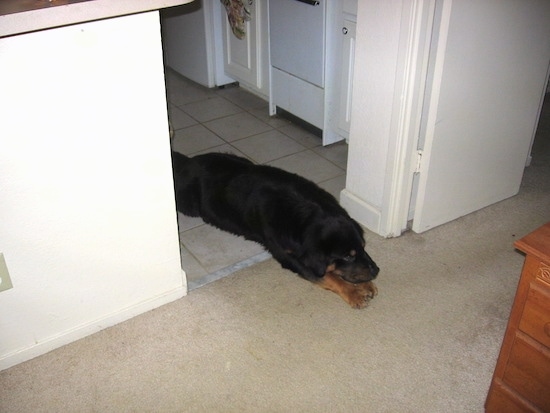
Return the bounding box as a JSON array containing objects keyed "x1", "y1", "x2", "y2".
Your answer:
[
  {"x1": 347, "y1": 281, "x2": 378, "y2": 309},
  {"x1": 317, "y1": 273, "x2": 378, "y2": 309}
]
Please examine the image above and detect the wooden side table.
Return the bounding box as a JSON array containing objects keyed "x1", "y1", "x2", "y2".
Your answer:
[{"x1": 485, "y1": 222, "x2": 550, "y2": 412}]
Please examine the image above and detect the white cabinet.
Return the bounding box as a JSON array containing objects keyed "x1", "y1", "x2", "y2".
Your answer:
[
  {"x1": 221, "y1": 0, "x2": 269, "y2": 99},
  {"x1": 338, "y1": 19, "x2": 356, "y2": 139}
]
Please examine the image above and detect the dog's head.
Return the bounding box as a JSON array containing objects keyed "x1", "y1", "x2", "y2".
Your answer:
[{"x1": 302, "y1": 215, "x2": 379, "y2": 284}]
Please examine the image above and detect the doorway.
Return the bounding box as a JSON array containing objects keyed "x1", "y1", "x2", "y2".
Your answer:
[{"x1": 164, "y1": 70, "x2": 350, "y2": 289}]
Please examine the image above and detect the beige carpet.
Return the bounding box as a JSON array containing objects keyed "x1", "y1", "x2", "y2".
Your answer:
[{"x1": 1, "y1": 98, "x2": 549, "y2": 412}]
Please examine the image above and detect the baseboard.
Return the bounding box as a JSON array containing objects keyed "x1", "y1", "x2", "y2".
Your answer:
[
  {"x1": 0, "y1": 283, "x2": 187, "y2": 371},
  {"x1": 340, "y1": 189, "x2": 382, "y2": 235}
]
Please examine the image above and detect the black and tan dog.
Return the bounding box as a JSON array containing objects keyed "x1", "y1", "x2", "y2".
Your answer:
[{"x1": 171, "y1": 152, "x2": 379, "y2": 308}]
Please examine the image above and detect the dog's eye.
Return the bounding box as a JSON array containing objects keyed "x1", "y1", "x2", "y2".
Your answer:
[{"x1": 343, "y1": 255, "x2": 355, "y2": 262}]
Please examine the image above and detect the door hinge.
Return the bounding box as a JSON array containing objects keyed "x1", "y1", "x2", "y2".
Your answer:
[{"x1": 414, "y1": 149, "x2": 423, "y2": 173}]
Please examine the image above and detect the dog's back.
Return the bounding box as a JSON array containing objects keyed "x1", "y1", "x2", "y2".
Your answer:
[
  {"x1": 171, "y1": 151, "x2": 259, "y2": 217},
  {"x1": 173, "y1": 151, "x2": 355, "y2": 242}
]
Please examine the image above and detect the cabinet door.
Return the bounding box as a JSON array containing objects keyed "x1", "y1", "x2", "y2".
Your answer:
[
  {"x1": 338, "y1": 19, "x2": 356, "y2": 136},
  {"x1": 222, "y1": 0, "x2": 259, "y2": 89}
]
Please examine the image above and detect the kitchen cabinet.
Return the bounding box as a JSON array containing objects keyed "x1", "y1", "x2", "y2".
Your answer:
[
  {"x1": 222, "y1": 0, "x2": 269, "y2": 99},
  {"x1": 338, "y1": 19, "x2": 356, "y2": 139},
  {"x1": 0, "y1": 2, "x2": 188, "y2": 370},
  {"x1": 162, "y1": 0, "x2": 267, "y2": 94},
  {"x1": 334, "y1": 0, "x2": 358, "y2": 141},
  {"x1": 163, "y1": 0, "x2": 357, "y2": 143}
]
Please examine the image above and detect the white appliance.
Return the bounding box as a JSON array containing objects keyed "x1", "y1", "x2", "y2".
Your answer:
[
  {"x1": 269, "y1": 0, "x2": 326, "y2": 131},
  {"x1": 269, "y1": 0, "x2": 343, "y2": 145},
  {"x1": 161, "y1": 1, "x2": 234, "y2": 87},
  {"x1": 270, "y1": 0, "x2": 325, "y2": 88}
]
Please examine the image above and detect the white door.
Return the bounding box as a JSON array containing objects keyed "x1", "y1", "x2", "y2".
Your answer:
[
  {"x1": 412, "y1": 0, "x2": 550, "y2": 233},
  {"x1": 222, "y1": 0, "x2": 259, "y2": 89}
]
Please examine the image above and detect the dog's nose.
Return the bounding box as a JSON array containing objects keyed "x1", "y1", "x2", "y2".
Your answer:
[{"x1": 370, "y1": 264, "x2": 380, "y2": 278}]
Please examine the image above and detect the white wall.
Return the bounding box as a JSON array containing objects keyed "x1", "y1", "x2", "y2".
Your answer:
[
  {"x1": 0, "y1": 12, "x2": 185, "y2": 370},
  {"x1": 341, "y1": 0, "x2": 404, "y2": 234}
]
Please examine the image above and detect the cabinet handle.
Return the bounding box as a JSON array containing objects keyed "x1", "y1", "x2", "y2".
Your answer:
[
  {"x1": 294, "y1": 0, "x2": 320, "y2": 5},
  {"x1": 342, "y1": 27, "x2": 349, "y2": 35}
]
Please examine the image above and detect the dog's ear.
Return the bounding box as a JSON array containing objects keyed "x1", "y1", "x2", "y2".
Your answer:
[
  {"x1": 350, "y1": 218, "x2": 366, "y2": 247},
  {"x1": 301, "y1": 250, "x2": 329, "y2": 279},
  {"x1": 298, "y1": 222, "x2": 331, "y2": 278}
]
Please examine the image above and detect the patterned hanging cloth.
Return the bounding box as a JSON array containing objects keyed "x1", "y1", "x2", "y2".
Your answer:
[{"x1": 220, "y1": 0, "x2": 251, "y2": 40}]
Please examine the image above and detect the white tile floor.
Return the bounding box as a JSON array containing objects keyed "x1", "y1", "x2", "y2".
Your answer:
[{"x1": 166, "y1": 69, "x2": 349, "y2": 290}]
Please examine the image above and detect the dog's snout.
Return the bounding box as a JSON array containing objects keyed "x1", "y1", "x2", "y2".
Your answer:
[
  {"x1": 338, "y1": 258, "x2": 379, "y2": 284},
  {"x1": 370, "y1": 263, "x2": 380, "y2": 278}
]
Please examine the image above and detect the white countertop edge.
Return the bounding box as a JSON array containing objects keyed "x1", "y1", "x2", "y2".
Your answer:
[{"x1": 0, "y1": 0, "x2": 194, "y2": 38}]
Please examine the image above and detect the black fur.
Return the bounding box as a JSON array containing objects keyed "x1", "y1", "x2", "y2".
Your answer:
[{"x1": 172, "y1": 152, "x2": 379, "y2": 284}]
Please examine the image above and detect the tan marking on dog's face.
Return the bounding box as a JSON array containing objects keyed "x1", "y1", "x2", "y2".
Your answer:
[{"x1": 325, "y1": 263, "x2": 342, "y2": 277}]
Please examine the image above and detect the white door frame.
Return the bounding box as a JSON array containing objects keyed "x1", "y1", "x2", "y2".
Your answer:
[
  {"x1": 342, "y1": 0, "x2": 436, "y2": 237},
  {"x1": 379, "y1": 0, "x2": 437, "y2": 237}
]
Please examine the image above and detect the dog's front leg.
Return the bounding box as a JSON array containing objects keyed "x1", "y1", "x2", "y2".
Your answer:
[{"x1": 316, "y1": 273, "x2": 378, "y2": 309}]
